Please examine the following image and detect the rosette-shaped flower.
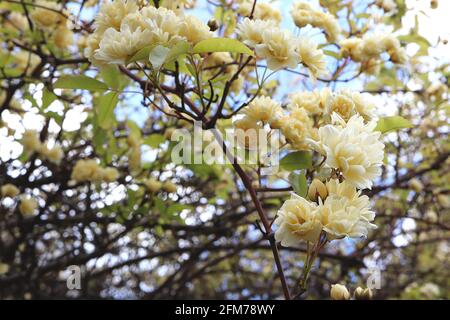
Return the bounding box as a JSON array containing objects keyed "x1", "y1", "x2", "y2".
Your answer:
[
  {"x1": 179, "y1": 16, "x2": 213, "y2": 45},
  {"x1": 94, "y1": 0, "x2": 138, "y2": 34},
  {"x1": 296, "y1": 38, "x2": 327, "y2": 80},
  {"x1": 317, "y1": 114, "x2": 385, "y2": 189},
  {"x1": 274, "y1": 194, "x2": 322, "y2": 246},
  {"x1": 94, "y1": 24, "x2": 153, "y2": 64},
  {"x1": 317, "y1": 179, "x2": 377, "y2": 240},
  {"x1": 242, "y1": 96, "x2": 283, "y2": 126},
  {"x1": 236, "y1": 18, "x2": 276, "y2": 48},
  {"x1": 256, "y1": 28, "x2": 299, "y2": 71}
]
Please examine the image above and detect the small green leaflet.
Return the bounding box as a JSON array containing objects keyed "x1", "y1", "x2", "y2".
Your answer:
[
  {"x1": 289, "y1": 172, "x2": 307, "y2": 197},
  {"x1": 280, "y1": 151, "x2": 312, "y2": 171},
  {"x1": 375, "y1": 116, "x2": 413, "y2": 134},
  {"x1": 97, "y1": 92, "x2": 118, "y2": 130},
  {"x1": 192, "y1": 38, "x2": 254, "y2": 56}
]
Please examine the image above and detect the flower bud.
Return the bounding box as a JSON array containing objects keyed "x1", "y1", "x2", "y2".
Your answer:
[
  {"x1": 409, "y1": 178, "x2": 423, "y2": 193},
  {"x1": 144, "y1": 178, "x2": 162, "y2": 193},
  {"x1": 1, "y1": 184, "x2": 20, "y2": 198},
  {"x1": 162, "y1": 181, "x2": 178, "y2": 193},
  {"x1": 430, "y1": 0, "x2": 438, "y2": 9},
  {"x1": 354, "y1": 287, "x2": 373, "y2": 300},
  {"x1": 308, "y1": 179, "x2": 328, "y2": 201},
  {"x1": 330, "y1": 284, "x2": 350, "y2": 300}
]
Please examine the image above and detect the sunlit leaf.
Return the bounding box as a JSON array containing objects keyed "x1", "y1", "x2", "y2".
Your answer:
[
  {"x1": 289, "y1": 172, "x2": 307, "y2": 197},
  {"x1": 375, "y1": 116, "x2": 413, "y2": 134},
  {"x1": 192, "y1": 38, "x2": 254, "y2": 56},
  {"x1": 280, "y1": 151, "x2": 312, "y2": 171},
  {"x1": 97, "y1": 92, "x2": 118, "y2": 129}
]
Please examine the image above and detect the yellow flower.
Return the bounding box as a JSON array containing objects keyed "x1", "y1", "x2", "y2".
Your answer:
[
  {"x1": 237, "y1": 18, "x2": 276, "y2": 48},
  {"x1": 308, "y1": 179, "x2": 328, "y2": 202},
  {"x1": 330, "y1": 284, "x2": 350, "y2": 300},
  {"x1": 289, "y1": 91, "x2": 322, "y2": 115},
  {"x1": 22, "y1": 130, "x2": 42, "y2": 153},
  {"x1": 102, "y1": 167, "x2": 120, "y2": 182},
  {"x1": 54, "y1": 25, "x2": 74, "y2": 49},
  {"x1": 327, "y1": 94, "x2": 355, "y2": 120},
  {"x1": 30, "y1": 0, "x2": 65, "y2": 30},
  {"x1": 94, "y1": 25, "x2": 153, "y2": 64},
  {"x1": 317, "y1": 180, "x2": 376, "y2": 240},
  {"x1": 43, "y1": 145, "x2": 64, "y2": 165},
  {"x1": 238, "y1": 1, "x2": 282, "y2": 23},
  {"x1": 354, "y1": 287, "x2": 373, "y2": 300},
  {"x1": 296, "y1": 38, "x2": 327, "y2": 80},
  {"x1": 256, "y1": 28, "x2": 299, "y2": 71},
  {"x1": 291, "y1": 2, "x2": 340, "y2": 42},
  {"x1": 318, "y1": 114, "x2": 385, "y2": 189},
  {"x1": 19, "y1": 196, "x2": 38, "y2": 216},
  {"x1": 274, "y1": 194, "x2": 322, "y2": 246},
  {"x1": 234, "y1": 116, "x2": 262, "y2": 149},
  {"x1": 144, "y1": 178, "x2": 162, "y2": 193},
  {"x1": 94, "y1": 0, "x2": 138, "y2": 34},
  {"x1": 242, "y1": 96, "x2": 283, "y2": 125},
  {"x1": 179, "y1": 15, "x2": 213, "y2": 44},
  {"x1": 71, "y1": 159, "x2": 101, "y2": 182},
  {"x1": 1, "y1": 184, "x2": 20, "y2": 198},
  {"x1": 162, "y1": 181, "x2": 178, "y2": 193}
]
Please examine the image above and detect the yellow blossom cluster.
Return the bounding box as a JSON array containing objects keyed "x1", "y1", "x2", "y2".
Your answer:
[
  {"x1": 21, "y1": 130, "x2": 64, "y2": 165},
  {"x1": 237, "y1": 18, "x2": 327, "y2": 73},
  {"x1": 71, "y1": 159, "x2": 119, "y2": 183},
  {"x1": 274, "y1": 179, "x2": 376, "y2": 246},
  {"x1": 291, "y1": 1, "x2": 341, "y2": 43},
  {"x1": 340, "y1": 33, "x2": 407, "y2": 72},
  {"x1": 289, "y1": 88, "x2": 376, "y2": 121},
  {"x1": 237, "y1": 0, "x2": 282, "y2": 24},
  {"x1": 18, "y1": 195, "x2": 38, "y2": 216},
  {"x1": 1, "y1": 184, "x2": 39, "y2": 216},
  {"x1": 86, "y1": 0, "x2": 213, "y2": 65},
  {"x1": 29, "y1": 0, "x2": 74, "y2": 49}
]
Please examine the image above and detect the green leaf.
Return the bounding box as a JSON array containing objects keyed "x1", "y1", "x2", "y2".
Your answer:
[
  {"x1": 375, "y1": 116, "x2": 413, "y2": 134},
  {"x1": 42, "y1": 88, "x2": 57, "y2": 109},
  {"x1": 127, "y1": 45, "x2": 155, "y2": 64},
  {"x1": 167, "y1": 203, "x2": 192, "y2": 216},
  {"x1": 99, "y1": 65, "x2": 122, "y2": 90},
  {"x1": 54, "y1": 75, "x2": 109, "y2": 91},
  {"x1": 97, "y1": 92, "x2": 118, "y2": 130},
  {"x1": 166, "y1": 41, "x2": 191, "y2": 63},
  {"x1": 143, "y1": 134, "x2": 165, "y2": 148},
  {"x1": 280, "y1": 151, "x2": 312, "y2": 171},
  {"x1": 323, "y1": 50, "x2": 339, "y2": 59},
  {"x1": 289, "y1": 172, "x2": 307, "y2": 197},
  {"x1": 192, "y1": 38, "x2": 254, "y2": 56},
  {"x1": 149, "y1": 45, "x2": 171, "y2": 69}
]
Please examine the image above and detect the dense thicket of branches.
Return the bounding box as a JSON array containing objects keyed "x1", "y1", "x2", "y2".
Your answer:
[{"x1": 0, "y1": 0, "x2": 448, "y2": 299}]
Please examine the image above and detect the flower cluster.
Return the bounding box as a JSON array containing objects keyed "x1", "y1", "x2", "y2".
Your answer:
[
  {"x1": 340, "y1": 32, "x2": 407, "y2": 72},
  {"x1": 275, "y1": 179, "x2": 376, "y2": 245},
  {"x1": 316, "y1": 114, "x2": 385, "y2": 189},
  {"x1": 29, "y1": 0, "x2": 74, "y2": 49},
  {"x1": 237, "y1": 18, "x2": 327, "y2": 73},
  {"x1": 86, "y1": 0, "x2": 213, "y2": 65},
  {"x1": 143, "y1": 178, "x2": 178, "y2": 194},
  {"x1": 237, "y1": 0, "x2": 282, "y2": 23},
  {"x1": 290, "y1": 88, "x2": 376, "y2": 121},
  {"x1": 21, "y1": 130, "x2": 64, "y2": 165},
  {"x1": 291, "y1": 2, "x2": 341, "y2": 43},
  {"x1": 71, "y1": 159, "x2": 119, "y2": 183},
  {"x1": 1, "y1": 183, "x2": 38, "y2": 216}
]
